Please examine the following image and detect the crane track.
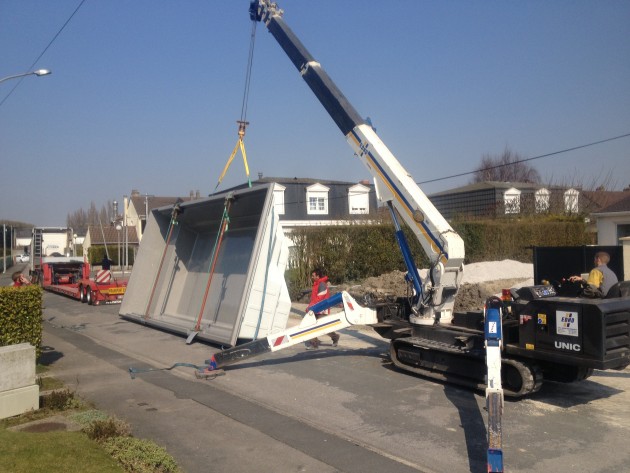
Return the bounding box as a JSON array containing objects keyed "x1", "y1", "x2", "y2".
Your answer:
[{"x1": 390, "y1": 337, "x2": 543, "y2": 398}]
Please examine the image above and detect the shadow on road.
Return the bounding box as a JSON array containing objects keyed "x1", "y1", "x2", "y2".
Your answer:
[
  {"x1": 529, "y1": 377, "x2": 623, "y2": 407},
  {"x1": 222, "y1": 345, "x2": 386, "y2": 371},
  {"x1": 444, "y1": 386, "x2": 488, "y2": 473},
  {"x1": 39, "y1": 345, "x2": 64, "y2": 366},
  {"x1": 378, "y1": 360, "x2": 488, "y2": 472}
]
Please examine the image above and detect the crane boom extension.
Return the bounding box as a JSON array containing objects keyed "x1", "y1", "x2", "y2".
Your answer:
[
  {"x1": 250, "y1": 0, "x2": 464, "y2": 324},
  {"x1": 249, "y1": 3, "x2": 499, "y2": 470},
  {"x1": 204, "y1": 292, "x2": 378, "y2": 371}
]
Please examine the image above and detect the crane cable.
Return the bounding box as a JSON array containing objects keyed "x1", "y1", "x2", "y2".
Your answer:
[{"x1": 214, "y1": 19, "x2": 258, "y2": 191}]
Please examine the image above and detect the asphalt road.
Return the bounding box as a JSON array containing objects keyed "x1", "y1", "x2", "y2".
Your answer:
[{"x1": 14, "y1": 275, "x2": 629, "y2": 473}]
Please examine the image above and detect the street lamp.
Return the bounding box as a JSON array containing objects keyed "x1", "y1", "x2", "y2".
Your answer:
[
  {"x1": 2, "y1": 224, "x2": 6, "y2": 274},
  {"x1": 0, "y1": 69, "x2": 52, "y2": 84},
  {"x1": 115, "y1": 223, "x2": 122, "y2": 272}
]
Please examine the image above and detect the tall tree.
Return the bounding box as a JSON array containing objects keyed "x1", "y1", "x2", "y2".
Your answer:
[
  {"x1": 66, "y1": 200, "x2": 115, "y2": 235},
  {"x1": 471, "y1": 148, "x2": 541, "y2": 183},
  {"x1": 66, "y1": 208, "x2": 88, "y2": 235}
]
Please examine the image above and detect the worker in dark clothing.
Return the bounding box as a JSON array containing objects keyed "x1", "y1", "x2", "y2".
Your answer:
[
  {"x1": 101, "y1": 255, "x2": 112, "y2": 271},
  {"x1": 570, "y1": 251, "x2": 619, "y2": 297},
  {"x1": 305, "y1": 267, "x2": 340, "y2": 349}
]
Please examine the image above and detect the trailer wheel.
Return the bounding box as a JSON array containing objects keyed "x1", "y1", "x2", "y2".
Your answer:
[
  {"x1": 86, "y1": 287, "x2": 94, "y2": 305},
  {"x1": 79, "y1": 285, "x2": 86, "y2": 303}
]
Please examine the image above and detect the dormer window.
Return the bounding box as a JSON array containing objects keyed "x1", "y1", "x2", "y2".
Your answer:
[
  {"x1": 273, "y1": 184, "x2": 286, "y2": 215},
  {"x1": 503, "y1": 187, "x2": 521, "y2": 214},
  {"x1": 535, "y1": 188, "x2": 550, "y2": 213},
  {"x1": 306, "y1": 183, "x2": 329, "y2": 215},
  {"x1": 348, "y1": 183, "x2": 370, "y2": 214},
  {"x1": 564, "y1": 188, "x2": 579, "y2": 214}
]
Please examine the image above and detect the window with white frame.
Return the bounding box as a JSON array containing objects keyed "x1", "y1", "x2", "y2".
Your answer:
[
  {"x1": 306, "y1": 183, "x2": 329, "y2": 215},
  {"x1": 273, "y1": 184, "x2": 286, "y2": 215},
  {"x1": 535, "y1": 188, "x2": 550, "y2": 213},
  {"x1": 503, "y1": 187, "x2": 521, "y2": 214},
  {"x1": 348, "y1": 183, "x2": 370, "y2": 214},
  {"x1": 564, "y1": 188, "x2": 579, "y2": 214}
]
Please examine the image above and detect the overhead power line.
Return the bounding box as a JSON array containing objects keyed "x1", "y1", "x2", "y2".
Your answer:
[
  {"x1": 418, "y1": 132, "x2": 630, "y2": 185},
  {"x1": 243, "y1": 131, "x2": 630, "y2": 210},
  {"x1": 0, "y1": 0, "x2": 88, "y2": 109}
]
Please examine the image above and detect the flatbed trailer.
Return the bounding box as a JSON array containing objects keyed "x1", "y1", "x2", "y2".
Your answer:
[{"x1": 39, "y1": 256, "x2": 127, "y2": 305}]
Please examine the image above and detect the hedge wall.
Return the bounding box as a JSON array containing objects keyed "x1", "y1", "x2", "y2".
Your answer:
[
  {"x1": 285, "y1": 217, "x2": 592, "y2": 299},
  {"x1": 0, "y1": 285, "x2": 43, "y2": 358},
  {"x1": 87, "y1": 245, "x2": 135, "y2": 266},
  {"x1": 452, "y1": 217, "x2": 594, "y2": 263}
]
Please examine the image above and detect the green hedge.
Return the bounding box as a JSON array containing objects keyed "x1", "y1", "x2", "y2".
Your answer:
[
  {"x1": 284, "y1": 217, "x2": 592, "y2": 299},
  {"x1": 87, "y1": 245, "x2": 135, "y2": 266},
  {"x1": 452, "y1": 217, "x2": 593, "y2": 263},
  {"x1": 0, "y1": 285, "x2": 43, "y2": 358},
  {"x1": 286, "y1": 223, "x2": 428, "y2": 299}
]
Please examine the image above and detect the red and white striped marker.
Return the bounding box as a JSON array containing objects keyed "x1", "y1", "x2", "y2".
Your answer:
[{"x1": 96, "y1": 270, "x2": 111, "y2": 284}]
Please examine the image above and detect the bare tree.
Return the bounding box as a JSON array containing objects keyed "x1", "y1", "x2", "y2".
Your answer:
[
  {"x1": 471, "y1": 147, "x2": 541, "y2": 183},
  {"x1": 66, "y1": 200, "x2": 115, "y2": 235},
  {"x1": 546, "y1": 169, "x2": 618, "y2": 192},
  {"x1": 66, "y1": 208, "x2": 88, "y2": 235}
]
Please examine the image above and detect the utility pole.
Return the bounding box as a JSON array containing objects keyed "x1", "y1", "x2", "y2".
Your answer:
[{"x1": 2, "y1": 224, "x2": 6, "y2": 273}]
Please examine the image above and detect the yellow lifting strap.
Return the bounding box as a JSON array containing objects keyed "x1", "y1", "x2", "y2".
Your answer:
[
  {"x1": 214, "y1": 120, "x2": 252, "y2": 191},
  {"x1": 214, "y1": 18, "x2": 258, "y2": 192}
]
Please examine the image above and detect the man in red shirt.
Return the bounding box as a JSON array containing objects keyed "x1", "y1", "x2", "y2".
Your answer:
[
  {"x1": 305, "y1": 267, "x2": 340, "y2": 349},
  {"x1": 11, "y1": 271, "x2": 31, "y2": 287}
]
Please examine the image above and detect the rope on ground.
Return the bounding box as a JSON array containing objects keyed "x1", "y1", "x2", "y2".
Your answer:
[{"x1": 128, "y1": 363, "x2": 225, "y2": 380}]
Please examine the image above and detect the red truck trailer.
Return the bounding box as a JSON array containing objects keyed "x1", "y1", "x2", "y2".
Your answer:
[{"x1": 39, "y1": 256, "x2": 126, "y2": 305}]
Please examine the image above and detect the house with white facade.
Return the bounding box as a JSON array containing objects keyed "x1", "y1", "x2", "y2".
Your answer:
[
  {"x1": 592, "y1": 194, "x2": 630, "y2": 245},
  {"x1": 428, "y1": 181, "x2": 584, "y2": 219},
  {"x1": 224, "y1": 177, "x2": 378, "y2": 227}
]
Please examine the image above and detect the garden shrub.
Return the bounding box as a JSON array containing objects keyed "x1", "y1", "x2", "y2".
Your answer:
[
  {"x1": 102, "y1": 436, "x2": 180, "y2": 473},
  {"x1": 69, "y1": 409, "x2": 109, "y2": 427},
  {"x1": 83, "y1": 417, "x2": 132, "y2": 442},
  {"x1": 40, "y1": 389, "x2": 80, "y2": 410},
  {"x1": 0, "y1": 284, "x2": 43, "y2": 358}
]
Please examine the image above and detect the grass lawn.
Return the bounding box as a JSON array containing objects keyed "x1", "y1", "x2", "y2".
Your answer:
[
  {"x1": 0, "y1": 371, "x2": 179, "y2": 472},
  {"x1": 1, "y1": 374, "x2": 124, "y2": 473},
  {"x1": 0, "y1": 428, "x2": 125, "y2": 473}
]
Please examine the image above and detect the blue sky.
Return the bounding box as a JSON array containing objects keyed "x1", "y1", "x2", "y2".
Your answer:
[{"x1": 1, "y1": 0, "x2": 629, "y2": 227}]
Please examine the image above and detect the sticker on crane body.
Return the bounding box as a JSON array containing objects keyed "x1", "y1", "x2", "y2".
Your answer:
[
  {"x1": 488, "y1": 321, "x2": 497, "y2": 334},
  {"x1": 556, "y1": 310, "x2": 579, "y2": 337}
]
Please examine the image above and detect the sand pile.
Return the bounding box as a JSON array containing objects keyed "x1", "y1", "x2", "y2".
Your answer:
[{"x1": 336, "y1": 260, "x2": 534, "y2": 312}]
